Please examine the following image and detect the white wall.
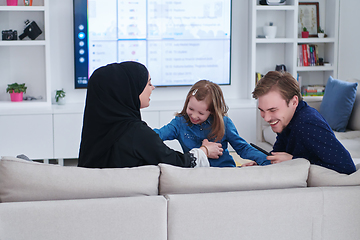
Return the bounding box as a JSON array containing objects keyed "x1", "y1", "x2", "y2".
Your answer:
[
  {"x1": 337, "y1": 0, "x2": 360, "y2": 80},
  {"x1": 49, "y1": 0, "x2": 251, "y2": 104}
]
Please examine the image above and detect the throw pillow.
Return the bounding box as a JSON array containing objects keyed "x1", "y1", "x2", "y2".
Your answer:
[
  {"x1": 346, "y1": 78, "x2": 360, "y2": 131},
  {"x1": 320, "y1": 76, "x2": 358, "y2": 132},
  {"x1": 308, "y1": 164, "x2": 360, "y2": 187},
  {"x1": 159, "y1": 158, "x2": 310, "y2": 195},
  {"x1": 0, "y1": 156, "x2": 160, "y2": 203}
]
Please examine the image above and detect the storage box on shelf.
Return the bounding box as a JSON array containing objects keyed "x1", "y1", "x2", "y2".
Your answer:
[{"x1": 0, "y1": 0, "x2": 50, "y2": 108}]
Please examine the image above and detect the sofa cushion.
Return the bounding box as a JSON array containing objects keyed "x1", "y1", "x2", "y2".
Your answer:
[
  {"x1": 159, "y1": 158, "x2": 310, "y2": 195},
  {"x1": 0, "y1": 156, "x2": 160, "y2": 203},
  {"x1": 347, "y1": 78, "x2": 360, "y2": 131},
  {"x1": 320, "y1": 76, "x2": 358, "y2": 132},
  {"x1": 307, "y1": 164, "x2": 360, "y2": 187},
  {"x1": 263, "y1": 125, "x2": 276, "y2": 146}
]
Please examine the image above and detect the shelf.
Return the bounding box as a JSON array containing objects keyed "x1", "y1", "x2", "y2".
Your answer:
[
  {"x1": 256, "y1": 6, "x2": 295, "y2": 11},
  {"x1": 0, "y1": 6, "x2": 45, "y2": 11},
  {"x1": 256, "y1": 38, "x2": 295, "y2": 43},
  {"x1": 302, "y1": 96, "x2": 323, "y2": 101},
  {"x1": 297, "y1": 38, "x2": 336, "y2": 44},
  {"x1": 0, "y1": 0, "x2": 50, "y2": 110},
  {"x1": 0, "y1": 40, "x2": 46, "y2": 46},
  {"x1": 0, "y1": 101, "x2": 51, "y2": 112},
  {"x1": 297, "y1": 66, "x2": 334, "y2": 72}
]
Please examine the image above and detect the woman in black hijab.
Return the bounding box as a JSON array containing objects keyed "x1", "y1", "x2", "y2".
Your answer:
[{"x1": 78, "y1": 61, "x2": 222, "y2": 168}]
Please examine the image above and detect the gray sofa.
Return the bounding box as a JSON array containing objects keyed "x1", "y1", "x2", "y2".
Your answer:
[
  {"x1": 1, "y1": 156, "x2": 360, "y2": 240},
  {"x1": 256, "y1": 78, "x2": 360, "y2": 162}
]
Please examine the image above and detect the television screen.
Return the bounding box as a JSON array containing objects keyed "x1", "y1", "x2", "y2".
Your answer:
[{"x1": 73, "y1": 0, "x2": 232, "y2": 88}]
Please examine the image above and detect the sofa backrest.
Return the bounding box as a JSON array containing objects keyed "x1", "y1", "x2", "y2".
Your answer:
[
  {"x1": 159, "y1": 158, "x2": 310, "y2": 195},
  {"x1": 0, "y1": 156, "x2": 160, "y2": 203}
]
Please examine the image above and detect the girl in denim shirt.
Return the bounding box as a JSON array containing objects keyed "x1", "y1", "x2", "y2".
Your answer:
[{"x1": 154, "y1": 80, "x2": 270, "y2": 167}]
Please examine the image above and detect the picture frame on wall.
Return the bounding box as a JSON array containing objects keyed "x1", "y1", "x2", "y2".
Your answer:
[{"x1": 298, "y1": 2, "x2": 319, "y2": 37}]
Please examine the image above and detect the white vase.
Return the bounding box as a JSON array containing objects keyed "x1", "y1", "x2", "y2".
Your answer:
[
  {"x1": 57, "y1": 98, "x2": 66, "y2": 105},
  {"x1": 318, "y1": 33, "x2": 325, "y2": 38},
  {"x1": 263, "y1": 26, "x2": 277, "y2": 38}
]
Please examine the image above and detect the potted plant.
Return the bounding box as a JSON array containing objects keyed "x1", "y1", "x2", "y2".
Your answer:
[
  {"x1": 6, "y1": 83, "x2": 27, "y2": 102},
  {"x1": 55, "y1": 89, "x2": 66, "y2": 105},
  {"x1": 301, "y1": 27, "x2": 309, "y2": 38},
  {"x1": 318, "y1": 26, "x2": 325, "y2": 38}
]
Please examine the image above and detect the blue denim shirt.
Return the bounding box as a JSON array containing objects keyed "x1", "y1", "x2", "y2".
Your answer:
[{"x1": 154, "y1": 115, "x2": 270, "y2": 167}]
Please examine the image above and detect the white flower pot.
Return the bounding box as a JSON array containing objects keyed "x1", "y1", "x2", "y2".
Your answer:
[
  {"x1": 318, "y1": 33, "x2": 325, "y2": 38},
  {"x1": 263, "y1": 26, "x2": 277, "y2": 38},
  {"x1": 57, "y1": 98, "x2": 66, "y2": 105}
]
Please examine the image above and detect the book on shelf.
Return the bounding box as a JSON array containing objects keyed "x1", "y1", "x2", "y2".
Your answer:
[
  {"x1": 298, "y1": 44, "x2": 319, "y2": 67},
  {"x1": 255, "y1": 72, "x2": 263, "y2": 85},
  {"x1": 301, "y1": 85, "x2": 325, "y2": 96},
  {"x1": 297, "y1": 74, "x2": 302, "y2": 89},
  {"x1": 302, "y1": 44, "x2": 309, "y2": 66}
]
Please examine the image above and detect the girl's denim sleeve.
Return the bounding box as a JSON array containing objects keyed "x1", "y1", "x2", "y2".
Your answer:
[
  {"x1": 153, "y1": 117, "x2": 180, "y2": 141},
  {"x1": 225, "y1": 117, "x2": 270, "y2": 166}
]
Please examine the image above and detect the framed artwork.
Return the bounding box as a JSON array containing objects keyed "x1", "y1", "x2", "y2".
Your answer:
[{"x1": 298, "y1": 2, "x2": 319, "y2": 37}]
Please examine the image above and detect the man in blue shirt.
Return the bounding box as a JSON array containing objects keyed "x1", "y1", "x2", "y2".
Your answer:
[{"x1": 252, "y1": 71, "x2": 356, "y2": 174}]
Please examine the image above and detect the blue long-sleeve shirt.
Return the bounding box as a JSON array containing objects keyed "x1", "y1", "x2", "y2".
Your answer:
[
  {"x1": 154, "y1": 115, "x2": 270, "y2": 167},
  {"x1": 273, "y1": 100, "x2": 356, "y2": 174}
]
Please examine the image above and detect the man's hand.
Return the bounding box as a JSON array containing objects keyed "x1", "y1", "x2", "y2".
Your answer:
[
  {"x1": 201, "y1": 139, "x2": 223, "y2": 159},
  {"x1": 267, "y1": 152, "x2": 293, "y2": 164}
]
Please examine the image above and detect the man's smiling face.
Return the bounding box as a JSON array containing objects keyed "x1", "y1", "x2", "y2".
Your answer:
[{"x1": 258, "y1": 89, "x2": 298, "y2": 133}]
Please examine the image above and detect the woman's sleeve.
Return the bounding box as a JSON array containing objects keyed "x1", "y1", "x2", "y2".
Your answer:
[
  {"x1": 153, "y1": 117, "x2": 180, "y2": 141},
  {"x1": 136, "y1": 123, "x2": 197, "y2": 167},
  {"x1": 225, "y1": 117, "x2": 270, "y2": 165}
]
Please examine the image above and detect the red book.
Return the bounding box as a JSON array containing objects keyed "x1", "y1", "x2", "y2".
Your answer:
[{"x1": 302, "y1": 44, "x2": 309, "y2": 66}]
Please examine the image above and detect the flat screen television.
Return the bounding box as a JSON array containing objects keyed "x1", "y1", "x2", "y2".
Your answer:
[{"x1": 73, "y1": 0, "x2": 232, "y2": 88}]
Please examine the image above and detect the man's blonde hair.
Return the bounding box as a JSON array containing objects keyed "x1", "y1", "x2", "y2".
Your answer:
[{"x1": 252, "y1": 71, "x2": 303, "y2": 105}]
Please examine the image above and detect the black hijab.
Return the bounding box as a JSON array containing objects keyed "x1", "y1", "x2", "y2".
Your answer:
[{"x1": 78, "y1": 61, "x2": 149, "y2": 167}]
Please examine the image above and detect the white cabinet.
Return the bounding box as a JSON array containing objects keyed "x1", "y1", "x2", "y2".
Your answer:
[
  {"x1": 0, "y1": 113, "x2": 53, "y2": 159},
  {"x1": 0, "y1": 0, "x2": 50, "y2": 107},
  {"x1": 250, "y1": 0, "x2": 339, "y2": 90},
  {"x1": 53, "y1": 113, "x2": 83, "y2": 159}
]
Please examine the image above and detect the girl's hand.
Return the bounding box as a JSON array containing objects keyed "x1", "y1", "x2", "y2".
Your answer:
[
  {"x1": 201, "y1": 139, "x2": 223, "y2": 159},
  {"x1": 241, "y1": 161, "x2": 258, "y2": 167},
  {"x1": 266, "y1": 152, "x2": 293, "y2": 164}
]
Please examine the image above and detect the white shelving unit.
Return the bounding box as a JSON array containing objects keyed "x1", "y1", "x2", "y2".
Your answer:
[
  {"x1": 251, "y1": 0, "x2": 339, "y2": 144},
  {"x1": 0, "y1": 0, "x2": 50, "y2": 108},
  {"x1": 250, "y1": 0, "x2": 339, "y2": 91}
]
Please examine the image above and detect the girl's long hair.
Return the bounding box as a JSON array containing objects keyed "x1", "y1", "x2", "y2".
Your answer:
[{"x1": 177, "y1": 80, "x2": 228, "y2": 142}]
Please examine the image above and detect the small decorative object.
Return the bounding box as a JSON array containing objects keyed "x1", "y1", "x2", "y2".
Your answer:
[
  {"x1": 317, "y1": 26, "x2": 325, "y2": 38},
  {"x1": 6, "y1": 0, "x2": 18, "y2": 6},
  {"x1": 19, "y1": 20, "x2": 42, "y2": 40},
  {"x1": 301, "y1": 27, "x2": 309, "y2": 38},
  {"x1": 260, "y1": 0, "x2": 286, "y2": 5},
  {"x1": 1, "y1": 29, "x2": 17, "y2": 40},
  {"x1": 55, "y1": 89, "x2": 66, "y2": 105},
  {"x1": 23, "y1": 0, "x2": 33, "y2": 6},
  {"x1": 299, "y1": 2, "x2": 320, "y2": 37},
  {"x1": 263, "y1": 22, "x2": 277, "y2": 39},
  {"x1": 275, "y1": 64, "x2": 287, "y2": 72},
  {"x1": 6, "y1": 83, "x2": 27, "y2": 102}
]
